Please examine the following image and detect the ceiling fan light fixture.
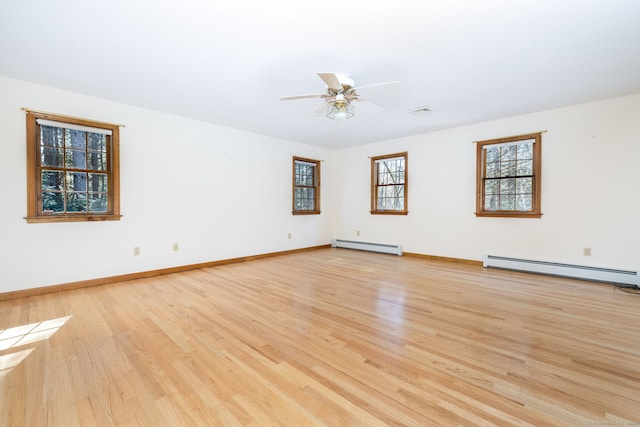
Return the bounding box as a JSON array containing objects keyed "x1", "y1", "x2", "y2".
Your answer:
[{"x1": 327, "y1": 101, "x2": 354, "y2": 120}]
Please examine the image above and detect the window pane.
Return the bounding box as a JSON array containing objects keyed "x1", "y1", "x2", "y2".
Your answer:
[
  {"x1": 294, "y1": 185, "x2": 315, "y2": 211},
  {"x1": 517, "y1": 160, "x2": 533, "y2": 176},
  {"x1": 500, "y1": 161, "x2": 516, "y2": 177},
  {"x1": 377, "y1": 185, "x2": 404, "y2": 210},
  {"x1": 376, "y1": 188, "x2": 386, "y2": 209},
  {"x1": 65, "y1": 149, "x2": 86, "y2": 169},
  {"x1": 295, "y1": 162, "x2": 315, "y2": 187},
  {"x1": 303, "y1": 197, "x2": 315, "y2": 210},
  {"x1": 66, "y1": 172, "x2": 87, "y2": 192},
  {"x1": 88, "y1": 133, "x2": 106, "y2": 151},
  {"x1": 304, "y1": 166, "x2": 314, "y2": 186},
  {"x1": 41, "y1": 170, "x2": 64, "y2": 191},
  {"x1": 516, "y1": 177, "x2": 532, "y2": 194},
  {"x1": 500, "y1": 195, "x2": 515, "y2": 210},
  {"x1": 41, "y1": 147, "x2": 64, "y2": 167},
  {"x1": 485, "y1": 179, "x2": 499, "y2": 195},
  {"x1": 89, "y1": 193, "x2": 108, "y2": 212},
  {"x1": 377, "y1": 159, "x2": 405, "y2": 185},
  {"x1": 486, "y1": 147, "x2": 500, "y2": 162},
  {"x1": 42, "y1": 192, "x2": 64, "y2": 213},
  {"x1": 87, "y1": 151, "x2": 107, "y2": 171},
  {"x1": 295, "y1": 165, "x2": 302, "y2": 185},
  {"x1": 516, "y1": 194, "x2": 532, "y2": 211},
  {"x1": 484, "y1": 195, "x2": 499, "y2": 211},
  {"x1": 517, "y1": 142, "x2": 533, "y2": 159},
  {"x1": 41, "y1": 126, "x2": 64, "y2": 147},
  {"x1": 377, "y1": 166, "x2": 388, "y2": 184},
  {"x1": 486, "y1": 162, "x2": 499, "y2": 178},
  {"x1": 66, "y1": 193, "x2": 87, "y2": 212},
  {"x1": 500, "y1": 178, "x2": 516, "y2": 194},
  {"x1": 88, "y1": 173, "x2": 108, "y2": 192},
  {"x1": 377, "y1": 170, "x2": 387, "y2": 185},
  {"x1": 66, "y1": 129, "x2": 86, "y2": 149},
  {"x1": 501, "y1": 145, "x2": 516, "y2": 161}
]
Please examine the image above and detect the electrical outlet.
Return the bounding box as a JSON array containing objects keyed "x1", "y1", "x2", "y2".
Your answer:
[
  {"x1": 288, "y1": 233, "x2": 292, "y2": 239},
  {"x1": 172, "y1": 243, "x2": 179, "y2": 252},
  {"x1": 133, "y1": 247, "x2": 141, "y2": 256},
  {"x1": 356, "y1": 230, "x2": 360, "y2": 237},
  {"x1": 583, "y1": 247, "x2": 591, "y2": 256}
]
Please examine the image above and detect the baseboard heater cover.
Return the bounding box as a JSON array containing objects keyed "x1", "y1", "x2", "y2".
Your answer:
[
  {"x1": 484, "y1": 255, "x2": 640, "y2": 287},
  {"x1": 332, "y1": 239, "x2": 403, "y2": 256}
]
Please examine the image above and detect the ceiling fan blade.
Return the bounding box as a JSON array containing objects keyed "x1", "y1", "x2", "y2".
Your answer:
[
  {"x1": 317, "y1": 72, "x2": 344, "y2": 91},
  {"x1": 280, "y1": 94, "x2": 326, "y2": 101},
  {"x1": 353, "y1": 98, "x2": 384, "y2": 109},
  {"x1": 352, "y1": 81, "x2": 400, "y2": 93}
]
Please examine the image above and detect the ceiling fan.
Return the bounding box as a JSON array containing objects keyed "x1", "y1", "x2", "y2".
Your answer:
[{"x1": 280, "y1": 72, "x2": 399, "y2": 120}]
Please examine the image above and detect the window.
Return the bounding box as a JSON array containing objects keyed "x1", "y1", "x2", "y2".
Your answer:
[
  {"x1": 292, "y1": 156, "x2": 320, "y2": 214},
  {"x1": 475, "y1": 132, "x2": 542, "y2": 218},
  {"x1": 25, "y1": 111, "x2": 121, "y2": 223},
  {"x1": 371, "y1": 152, "x2": 408, "y2": 215}
]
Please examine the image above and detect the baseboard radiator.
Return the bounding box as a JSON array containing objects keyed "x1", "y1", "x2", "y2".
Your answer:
[
  {"x1": 484, "y1": 255, "x2": 640, "y2": 287},
  {"x1": 331, "y1": 239, "x2": 403, "y2": 256}
]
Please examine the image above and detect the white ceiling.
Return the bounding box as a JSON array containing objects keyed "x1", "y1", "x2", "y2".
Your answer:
[{"x1": 1, "y1": 0, "x2": 639, "y2": 149}]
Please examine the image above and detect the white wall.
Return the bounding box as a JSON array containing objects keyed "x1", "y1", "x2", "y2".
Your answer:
[
  {"x1": 2, "y1": 75, "x2": 638, "y2": 294},
  {"x1": 0, "y1": 76, "x2": 333, "y2": 293},
  {"x1": 333, "y1": 93, "x2": 640, "y2": 271}
]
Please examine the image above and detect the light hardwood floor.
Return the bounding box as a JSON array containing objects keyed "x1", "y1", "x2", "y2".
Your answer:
[{"x1": 1, "y1": 248, "x2": 639, "y2": 426}]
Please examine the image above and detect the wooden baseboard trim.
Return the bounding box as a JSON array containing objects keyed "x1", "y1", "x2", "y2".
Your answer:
[
  {"x1": 403, "y1": 252, "x2": 483, "y2": 267},
  {"x1": 0, "y1": 244, "x2": 331, "y2": 302}
]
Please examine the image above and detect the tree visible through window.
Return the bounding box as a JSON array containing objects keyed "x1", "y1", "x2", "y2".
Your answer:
[
  {"x1": 292, "y1": 156, "x2": 320, "y2": 214},
  {"x1": 25, "y1": 111, "x2": 121, "y2": 223},
  {"x1": 475, "y1": 132, "x2": 542, "y2": 218},
  {"x1": 371, "y1": 152, "x2": 408, "y2": 215}
]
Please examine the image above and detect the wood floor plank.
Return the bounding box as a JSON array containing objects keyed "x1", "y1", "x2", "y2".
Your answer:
[{"x1": 1, "y1": 247, "x2": 640, "y2": 425}]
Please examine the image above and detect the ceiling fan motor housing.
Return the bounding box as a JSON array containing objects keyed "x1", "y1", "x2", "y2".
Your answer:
[{"x1": 335, "y1": 74, "x2": 354, "y2": 92}]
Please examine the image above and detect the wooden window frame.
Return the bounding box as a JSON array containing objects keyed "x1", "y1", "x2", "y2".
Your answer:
[
  {"x1": 292, "y1": 156, "x2": 321, "y2": 215},
  {"x1": 475, "y1": 132, "x2": 542, "y2": 218},
  {"x1": 371, "y1": 152, "x2": 408, "y2": 215},
  {"x1": 25, "y1": 110, "x2": 122, "y2": 223}
]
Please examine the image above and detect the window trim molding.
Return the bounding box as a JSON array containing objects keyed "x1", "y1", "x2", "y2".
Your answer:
[
  {"x1": 25, "y1": 110, "x2": 122, "y2": 223},
  {"x1": 370, "y1": 151, "x2": 408, "y2": 215},
  {"x1": 475, "y1": 132, "x2": 542, "y2": 218},
  {"x1": 292, "y1": 156, "x2": 321, "y2": 215}
]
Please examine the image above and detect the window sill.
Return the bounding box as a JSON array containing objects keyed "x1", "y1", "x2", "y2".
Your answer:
[
  {"x1": 370, "y1": 211, "x2": 409, "y2": 215},
  {"x1": 25, "y1": 214, "x2": 123, "y2": 223},
  {"x1": 474, "y1": 211, "x2": 542, "y2": 218},
  {"x1": 292, "y1": 211, "x2": 321, "y2": 215}
]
